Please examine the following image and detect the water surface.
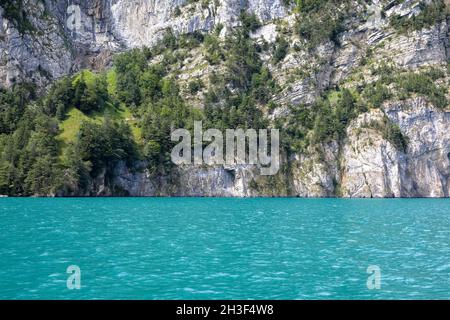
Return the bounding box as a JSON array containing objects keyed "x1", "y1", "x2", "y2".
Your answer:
[{"x1": 0, "y1": 198, "x2": 449, "y2": 299}]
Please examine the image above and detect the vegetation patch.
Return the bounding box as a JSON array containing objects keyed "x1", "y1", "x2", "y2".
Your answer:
[
  {"x1": 389, "y1": 0, "x2": 448, "y2": 34},
  {"x1": 0, "y1": 0, "x2": 37, "y2": 34},
  {"x1": 294, "y1": 0, "x2": 350, "y2": 49},
  {"x1": 364, "y1": 117, "x2": 409, "y2": 152},
  {"x1": 0, "y1": 2, "x2": 447, "y2": 196}
]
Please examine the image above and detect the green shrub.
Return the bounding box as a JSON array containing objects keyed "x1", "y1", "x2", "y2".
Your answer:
[
  {"x1": 0, "y1": 0, "x2": 36, "y2": 34},
  {"x1": 389, "y1": 0, "x2": 447, "y2": 33},
  {"x1": 367, "y1": 117, "x2": 409, "y2": 152},
  {"x1": 114, "y1": 49, "x2": 148, "y2": 106},
  {"x1": 295, "y1": 0, "x2": 347, "y2": 48},
  {"x1": 76, "y1": 119, "x2": 137, "y2": 174},
  {"x1": 0, "y1": 83, "x2": 36, "y2": 134},
  {"x1": 398, "y1": 72, "x2": 447, "y2": 109},
  {"x1": 43, "y1": 76, "x2": 74, "y2": 119},
  {"x1": 239, "y1": 11, "x2": 261, "y2": 33},
  {"x1": 204, "y1": 34, "x2": 224, "y2": 65},
  {"x1": 273, "y1": 36, "x2": 289, "y2": 64},
  {"x1": 161, "y1": 29, "x2": 178, "y2": 50},
  {"x1": 280, "y1": 88, "x2": 365, "y2": 153},
  {"x1": 201, "y1": 0, "x2": 210, "y2": 9},
  {"x1": 188, "y1": 78, "x2": 204, "y2": 95},
  {"x1": 0, "y1": 107, "x2": 62, "y2": 196},
  {"x1": 251, "y1": 66, "x2": 276, "y2": 104},
  {"x1": 73, "y1": 73, "x2": 109, "y2": 114},
  {"x1": 179, "y1": 31, "x2": 204, "y2": 49},
  {"x1": 363, "y1": 82, "x2": 392, "y2": 108},
  {"x1": 173, "y1": 6, "x2": 182, "y2": 17},
  {"x1": 383, "y1": 122, "x2": 408, "y2": 152}
]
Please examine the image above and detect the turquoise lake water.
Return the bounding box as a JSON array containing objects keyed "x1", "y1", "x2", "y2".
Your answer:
[{"x1": 0, "y1": 198, "x2": 449, "y2": 299}]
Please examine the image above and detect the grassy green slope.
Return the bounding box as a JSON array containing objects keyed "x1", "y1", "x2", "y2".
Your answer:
[{"x1": 57, "y1": 69, "x2": 142, "y2": 161}]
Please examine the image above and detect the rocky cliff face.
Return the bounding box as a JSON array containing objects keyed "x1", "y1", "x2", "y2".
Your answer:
[
  {"x1": 1, "y1": 0, "x2": 449, "y2": 197},
  {"x1": 109, "y1": 0, "x2": 286, "y2": 47},
  {"x1": 0, "y1": 0, "x2": 287, "y2": 89},
  {"x1": 0, "y1": 1, "x2": 71, "y2": 88}
]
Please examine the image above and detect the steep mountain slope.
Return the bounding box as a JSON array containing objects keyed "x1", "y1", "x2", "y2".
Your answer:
[
  {"x1": 0, "y1": 0, "x2": 287, "y2": 87},
  {"x1": 0, "y1": 0, "x2": 449, "y2": 197}
]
